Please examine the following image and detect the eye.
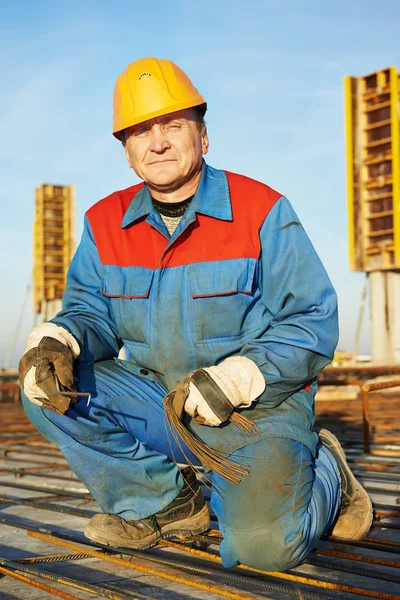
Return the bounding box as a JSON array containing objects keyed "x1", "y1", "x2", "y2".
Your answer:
[
  {"x1": 165, "y1": 122, "x2": 181, "y2": 132},
  {"x1": 134, "y1": 128, "x2": 148, "y2": 137}
]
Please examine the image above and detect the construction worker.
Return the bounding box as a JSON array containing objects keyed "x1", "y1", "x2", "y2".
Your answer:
[{"x1": 19, "y1": 57, "x2": 372, "y2": 572}]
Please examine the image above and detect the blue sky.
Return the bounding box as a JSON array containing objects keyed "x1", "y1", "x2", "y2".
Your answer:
[{"x1": 1, "y1": 0, "x2": 400, "y2": 366}]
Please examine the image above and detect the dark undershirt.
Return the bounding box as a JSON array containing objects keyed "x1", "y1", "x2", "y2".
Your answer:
[
  {"x1": 152, "y1": 195, "x2": 194, "y2": 217},
  {"x1": 151, "y1": 196, "x2": 194, "y2": 236}
]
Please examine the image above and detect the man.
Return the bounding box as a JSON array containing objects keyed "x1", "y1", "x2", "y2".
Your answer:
[{"x1": 19, "y1": 57, "x2": 372, "y2": 572}]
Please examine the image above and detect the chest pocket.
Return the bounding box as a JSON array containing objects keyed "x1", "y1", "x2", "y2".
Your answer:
[
  {"x1": 189, "y1": 258, "x2": 259, "y2": 343},
  {"x1": 101, "y1": 265, "x2": 154, "y2": 345}
]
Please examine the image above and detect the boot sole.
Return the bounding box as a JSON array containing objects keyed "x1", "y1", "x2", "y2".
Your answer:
[
  {"x1": 319, "y1": 429, "x2": 373, "y2": 540},
  {"x1": 84, "y1": 504, "x2": 210, "y2": 550}
]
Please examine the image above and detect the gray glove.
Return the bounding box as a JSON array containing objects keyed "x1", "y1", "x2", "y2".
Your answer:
[{"x1": 19, "y1": 324, "x2": 80, "y2": 414}]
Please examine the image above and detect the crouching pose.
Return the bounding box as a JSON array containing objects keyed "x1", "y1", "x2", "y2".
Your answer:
[{"x1": 19, "y1": 57, "x2": 372, "y2": 572}]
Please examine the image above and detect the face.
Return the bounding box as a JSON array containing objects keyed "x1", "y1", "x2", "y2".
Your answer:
[{"x1": 123, "y1": 108, "x2": 209, "y2": 196}]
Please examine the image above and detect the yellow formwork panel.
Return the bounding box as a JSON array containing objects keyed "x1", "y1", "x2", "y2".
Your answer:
[
  {"x1": 33, "y1": 184, "x2": 76, "y2": 315},
  {"x1": 344, "y1": 76, "x2": 356, "y2": 270},
  {"x1": 344, "y1": 67, "x2": 400, "y2": 271},
  {"x1": 391, "y1": 68, "x2": 400, "y2": 266}
]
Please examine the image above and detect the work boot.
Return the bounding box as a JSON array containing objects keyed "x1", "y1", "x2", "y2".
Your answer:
[
  {"x1": 319, "y1": 429, "x2": 373, "y2": 540},
  {"x1": 84, "y1": 466, "x2": 210, "y2": 550}
]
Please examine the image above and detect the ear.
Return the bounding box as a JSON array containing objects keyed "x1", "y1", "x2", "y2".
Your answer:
[
  {"x1": 201, "y1": 127, "x2": 209, "y2": 155},
  {"x1": 124, "y1": 143, "x2": 133, "y2": 169}
]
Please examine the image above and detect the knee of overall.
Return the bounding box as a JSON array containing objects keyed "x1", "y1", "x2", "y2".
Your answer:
[{"x1": 220, "y1": 518, "x2": 308, "y2": 572}]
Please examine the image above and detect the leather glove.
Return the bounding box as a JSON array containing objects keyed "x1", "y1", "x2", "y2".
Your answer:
[
  {"x1": 183, "y1": 356, "x2": 265, "y2": 426},
  {"x1": 19, "y1": 323, "x2": 80, "y2": 414}
]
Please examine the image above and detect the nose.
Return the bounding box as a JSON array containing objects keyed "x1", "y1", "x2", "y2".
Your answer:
[{"x1": 149, "y1": 124, "x2": 171, "y2": 153}]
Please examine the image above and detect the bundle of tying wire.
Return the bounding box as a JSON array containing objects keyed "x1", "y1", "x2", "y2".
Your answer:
[{"x1": 163, "y1": 374, "x2": 260, "y2": 485}]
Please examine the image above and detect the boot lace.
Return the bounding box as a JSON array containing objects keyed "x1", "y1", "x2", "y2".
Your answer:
[
  {"x1": 340, "y1": 487, "x2": 357, "y2": 512},
  {"x1": 150, "y1": 514, "x2": 160, "y2": 532}
]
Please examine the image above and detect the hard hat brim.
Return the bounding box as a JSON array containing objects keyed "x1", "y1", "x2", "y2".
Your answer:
[{"x1": 113, "y1": 101, "x2": 207, "y2": 139}]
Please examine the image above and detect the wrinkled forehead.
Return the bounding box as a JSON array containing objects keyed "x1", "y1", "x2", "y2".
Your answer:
[{"x1": 126, "y1": 108, "x2": 199, "y2": 135}]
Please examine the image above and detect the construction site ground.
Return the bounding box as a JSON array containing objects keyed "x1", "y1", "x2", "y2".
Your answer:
[{"x1": 0, "y1": 384, "x2": 399, "y2": 600}]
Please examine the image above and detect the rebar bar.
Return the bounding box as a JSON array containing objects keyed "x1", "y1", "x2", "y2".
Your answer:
[
  {"x1": 0, "y1": 564, "x2": 80, "y2": 600},
  {"x1": 0, "y1": 556, "x2": 145, "y2": 599}
]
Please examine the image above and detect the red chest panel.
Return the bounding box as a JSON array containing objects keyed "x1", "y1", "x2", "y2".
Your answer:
[{"x1": 87, "y1": 172, "x2": 281, "y2": 267}]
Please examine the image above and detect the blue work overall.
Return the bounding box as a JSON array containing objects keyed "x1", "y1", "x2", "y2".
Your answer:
[{"x1": 23, "y1": 163, "x2": 341, "y2": 571}]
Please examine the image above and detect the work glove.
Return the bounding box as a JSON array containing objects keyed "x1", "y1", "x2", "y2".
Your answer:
[
  {"x1": 19, "y1": 323, "x2": 81, "y2": 415},
  {"x1": 183, "y1": 356, "x2": 266, "y2": 427}
]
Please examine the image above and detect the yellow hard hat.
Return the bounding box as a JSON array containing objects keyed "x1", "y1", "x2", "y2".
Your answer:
[{"x1": 113, "y1": 57, "x2": 207, "y2": 139}]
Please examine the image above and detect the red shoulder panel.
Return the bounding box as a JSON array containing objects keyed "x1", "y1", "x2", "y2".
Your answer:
[
  {"x1": 86, "y1": 183, "x2": 168, "y2": 268},
  {"x1": 166, "y1": 171, "x2": 282, "y2": 267},
  {"x1": 86, "y1": 172, "x2": 282, "y2": 268}
]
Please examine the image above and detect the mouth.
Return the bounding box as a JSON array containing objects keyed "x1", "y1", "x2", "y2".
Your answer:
[{"x1": 146, "y1": 159, "x2": 177, "y2": 166}]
